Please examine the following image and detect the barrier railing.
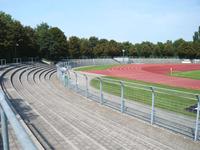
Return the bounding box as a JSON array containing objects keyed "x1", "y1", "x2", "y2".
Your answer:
[
  {"x1": 0, "y1": 59, "x2": 6, "y2": 66},
  {"x1": 0, "y1": 91, "x2": 37, "y2": 150},
  {"x1": 57, "y1": 63, "x2": 200, "y2": 141}
]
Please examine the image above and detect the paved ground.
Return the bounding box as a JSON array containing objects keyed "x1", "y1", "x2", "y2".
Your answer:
[
  {"x1": 0, "y1": 64, "x2": 200, "y2": 149},
  {"x1": 86, "y1": 64, "x2": 200, "y2": 89}
]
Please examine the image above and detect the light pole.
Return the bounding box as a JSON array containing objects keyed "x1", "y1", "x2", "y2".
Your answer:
[
  {"x1": 15, "y1": 43, "x2": 19, "y2": 58},
  {"x1": 122, "y1": 49, "x2": 125, "y2": 63},
  {"x1": 15, "y1": 39, "x2": 22, "y2": 58}
]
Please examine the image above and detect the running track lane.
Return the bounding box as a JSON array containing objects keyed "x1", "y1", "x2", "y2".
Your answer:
[{"x1": 86, "y1": 64, "x2": 200, "y2": 90}]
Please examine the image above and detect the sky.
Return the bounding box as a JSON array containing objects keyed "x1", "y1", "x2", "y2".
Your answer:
[{"x1": 1, "y1": 0, "x2": 200, "y2": 43}]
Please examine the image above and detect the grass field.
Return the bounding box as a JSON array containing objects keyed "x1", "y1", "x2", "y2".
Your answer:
[
  {"x1": 171, "y1": 70, "x2": 200, "y2": 80},
  {"x1": 77, "y1": 65, "x2": 200, "y2": 117},
  {"x1": 74, "y1": 64, "x2": 119, "y2": 71},
  {"x1": 91, "y1": 77, "x2": 198, "y2": 117}
]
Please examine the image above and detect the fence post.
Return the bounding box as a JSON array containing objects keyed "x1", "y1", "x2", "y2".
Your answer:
[
  {"x1": 62, "y1": 71, "x2": 65, "y2": 84},
  {"x1": 194, "y1": 95, "x2": 200, "y2": 141},
  {"x1": 19, "y1": 58, "x2": 22, "y2": 64},
  {"x1": 84, "y1": 74, "x2": 89, "y2": 98},
  {"x1": 73, "y1": 72, "x2": 78, "y2": 91},
  {"x1": 98, "y1": 77, "x2": 104, "y2": 104},
  {"x1": 150, "y1": 87, "x2": 155, "y2": 125},
  {"x1": 0, "y1": 106, "x2": 9, "y2": 150},
  {"x1": 120, "y1": 81, "x2": 125, "y2": 113},
  {"x1": 64, "y1": 74, "x2": 68, "y2": 87},
  {"x1": 67, "y1": 70, "x2": 71, "y2": 87},
  {"x1": 56, "y1": 66, "x2": 59, "y2": 78}
]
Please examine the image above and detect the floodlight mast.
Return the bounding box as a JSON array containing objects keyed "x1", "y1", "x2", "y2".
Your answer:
[
  {"x1": 15, "y1": 39, "x2": 23, "y2": 58},
  {"x1": 122, "y1": 49, "x2": 125, "y2": 63}
]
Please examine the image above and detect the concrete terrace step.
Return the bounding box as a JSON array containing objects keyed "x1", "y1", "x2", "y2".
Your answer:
[{"x1": 33, "y1": 70, "x2": 170, "y2": 149}]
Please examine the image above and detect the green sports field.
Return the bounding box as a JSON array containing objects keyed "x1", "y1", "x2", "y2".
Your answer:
[
  {"x1": 171, "y1": 70, "x2": 200, "y2": 80},
  {"x1": 77, "y1": 65, "x2": 200, "y2": 117},
  {"x1": 74, "y1": 64, "x2": 118, "y2": 71}
]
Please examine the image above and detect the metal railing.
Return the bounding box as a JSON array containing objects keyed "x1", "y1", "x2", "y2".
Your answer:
[
  {"x1": 0, "y1": 91, "x2": 37, "y2": 150},
  {"x1": 57, "y1": 63, "x2": 200, "y2": 141},
  {"x1": 0, "y1": 59, "x2": 6, "y2": 66}
]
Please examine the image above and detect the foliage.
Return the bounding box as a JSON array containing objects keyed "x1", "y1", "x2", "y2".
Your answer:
[
  {"x1": 0, "y1": 11, "x2": 38, "y2": 61},
  {"x1": 193, "y1": 26, "x2": 200, "y2": 42}
]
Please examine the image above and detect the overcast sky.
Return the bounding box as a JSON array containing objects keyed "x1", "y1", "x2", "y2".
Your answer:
[{"x1": 1, "y1": 0, "x2": 200, "y2": 43}]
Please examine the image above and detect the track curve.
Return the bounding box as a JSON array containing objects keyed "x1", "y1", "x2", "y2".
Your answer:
[{"x1": 86, "y1": 64, "x2": 200, "y2": 89}]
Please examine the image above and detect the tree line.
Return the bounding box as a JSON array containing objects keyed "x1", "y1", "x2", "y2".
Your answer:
[{"x1": 1, "y1": 11, "x2": 200, "y2": 61}]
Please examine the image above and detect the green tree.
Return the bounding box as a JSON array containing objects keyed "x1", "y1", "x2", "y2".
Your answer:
[
  {"x1": 21, "y1": 26, "x2": 38, "y2": 57},
  {"x1": 122, "y1": 42, "x2": 133, "y2": 56},
  {"x1": 35, "y1": 23, "x2": 51, "y2": 58},
  {"x1": 193, "y1": 42, "x2": 200, "y2": 58},
  {"x1": 153, "y1": 45, "x2": 161, "y2": 57},
  {"x1": 68, "y1": 36, "x2": 80, "y2": 58},
  {"x1": 107, "y1": 40, "x2": 122, "y2": 57},
  {"x1": 163, "y1": 40, "x2": 174, "y2": 57},
  {"x1": 48, "y1": 27, "x2": 68, "y2": 60},
  {"x1": 0, "y1": 12, "x2": 14, "y2": 59},
  {"x1": 0, "y1": 12, "x2": 38, "y2": 60},
  {"x1": 80, "y1": 38, "x2": 90, "y2": 58},
  {"x1": 193, "y1": 26, "x2": 200, "y2": 42},
  {"x1": 178, "y1": 42, "x2": 196, "y2": 58},
  {"x1": 93, "y1": 39, "x2": 108, "y2": 57},
  {"x1": 88, "y1": 36, "x2": 98, "y2": 57},
  {"x1": 137, "y1": 42, "x2": 153, "y2": 57}
]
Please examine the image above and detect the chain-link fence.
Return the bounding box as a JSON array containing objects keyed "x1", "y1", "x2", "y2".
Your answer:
[{"x1": 57, "y1": 62, "x2": 200, "y2": 141}]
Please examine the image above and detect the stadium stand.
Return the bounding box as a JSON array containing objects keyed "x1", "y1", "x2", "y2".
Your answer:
[{"x1": 0, "y1": 61, "x2": 200, "y2": 149}]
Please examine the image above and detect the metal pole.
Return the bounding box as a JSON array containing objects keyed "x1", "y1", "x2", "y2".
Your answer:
[
  {"x1": 0, "y1": 106, "x2": 9, "y2": 150},
  {"x1": 98, "y1": 77, "x2": 104, "y2": 104},
  {"x1": 64, "y1": 74, "x2": 68, "y2": 87},
  {"x1": 120, "y1": 81, "x2": 125, "y2": 113},
  {"x1": 84, "y1": 74, "x2": 89, "y2": 98},
  {"x1": 122, "y1": 49, "x2": 125, "y2": 64},
  {"x1": 67, "y1": 70, "x2": 71, "y2": 87},
  {"x1": 61, "y1": 71, "x2": 63, "y2": 82},
  {"x1": 194, "y1": 95, "x2": 200, "y2": 141},
  {"x1": 74, "y1": 72, "x2": 78, "y2": 91},
  {"x1": 0, "y1": 92, "x2": 37, "y2": 150},
  {"x1": 56, "y1": 67, "x2": 59, "y2": 78},
  {"x1": 150, "y1": 87, "x2": 155, "y2": 125}
]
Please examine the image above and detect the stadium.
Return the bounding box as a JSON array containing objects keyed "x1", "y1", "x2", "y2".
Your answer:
[
  {"x1": 58, "y1": 58, "x2": 200, "y2": 139},
  {"x1": 1, "y1": 1, "x2": 200, "y2": 150}
]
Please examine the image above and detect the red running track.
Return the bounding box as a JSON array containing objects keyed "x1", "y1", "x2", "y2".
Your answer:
[{"x1": 86, "y1": 64, "x2": 200, "y2": 90}]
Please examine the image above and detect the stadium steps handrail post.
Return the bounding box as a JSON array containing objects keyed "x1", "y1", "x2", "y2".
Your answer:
[
  {"x1": 73, "y1": 71, "x2": 78, "y2": 91},
  {"x1": 83, "y1": 74, "x2": 89, "y2": 98},
  {"x1": 0, "y1": 59, "x2": 7, "y2": 66},
  {"x1": 120, "y1": 81, "x2": 125, "y2": 113},
  {"x1": 0, "y1": 91, "x2": 37, "y2": 150},
  {"x1": 194, "y1": 95, "x2": 200, "y2": 141},
  {"x1": 97, "y1": 77, "x2": 104, "y2": 104},
  {"x1": 150, "y1": 87, "x2": 155, "y2": 125}
]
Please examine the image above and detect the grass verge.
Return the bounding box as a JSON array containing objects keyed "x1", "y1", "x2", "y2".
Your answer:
[
  {"x1": 91, "y1": 76, "x2": 200, "y2": 117},
  {"x1": 74, "y1": 64, "x2": 119, "y2": 71},
  {"x1": 171, "y1": 70, "x2": 200, "y2": 80}
]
